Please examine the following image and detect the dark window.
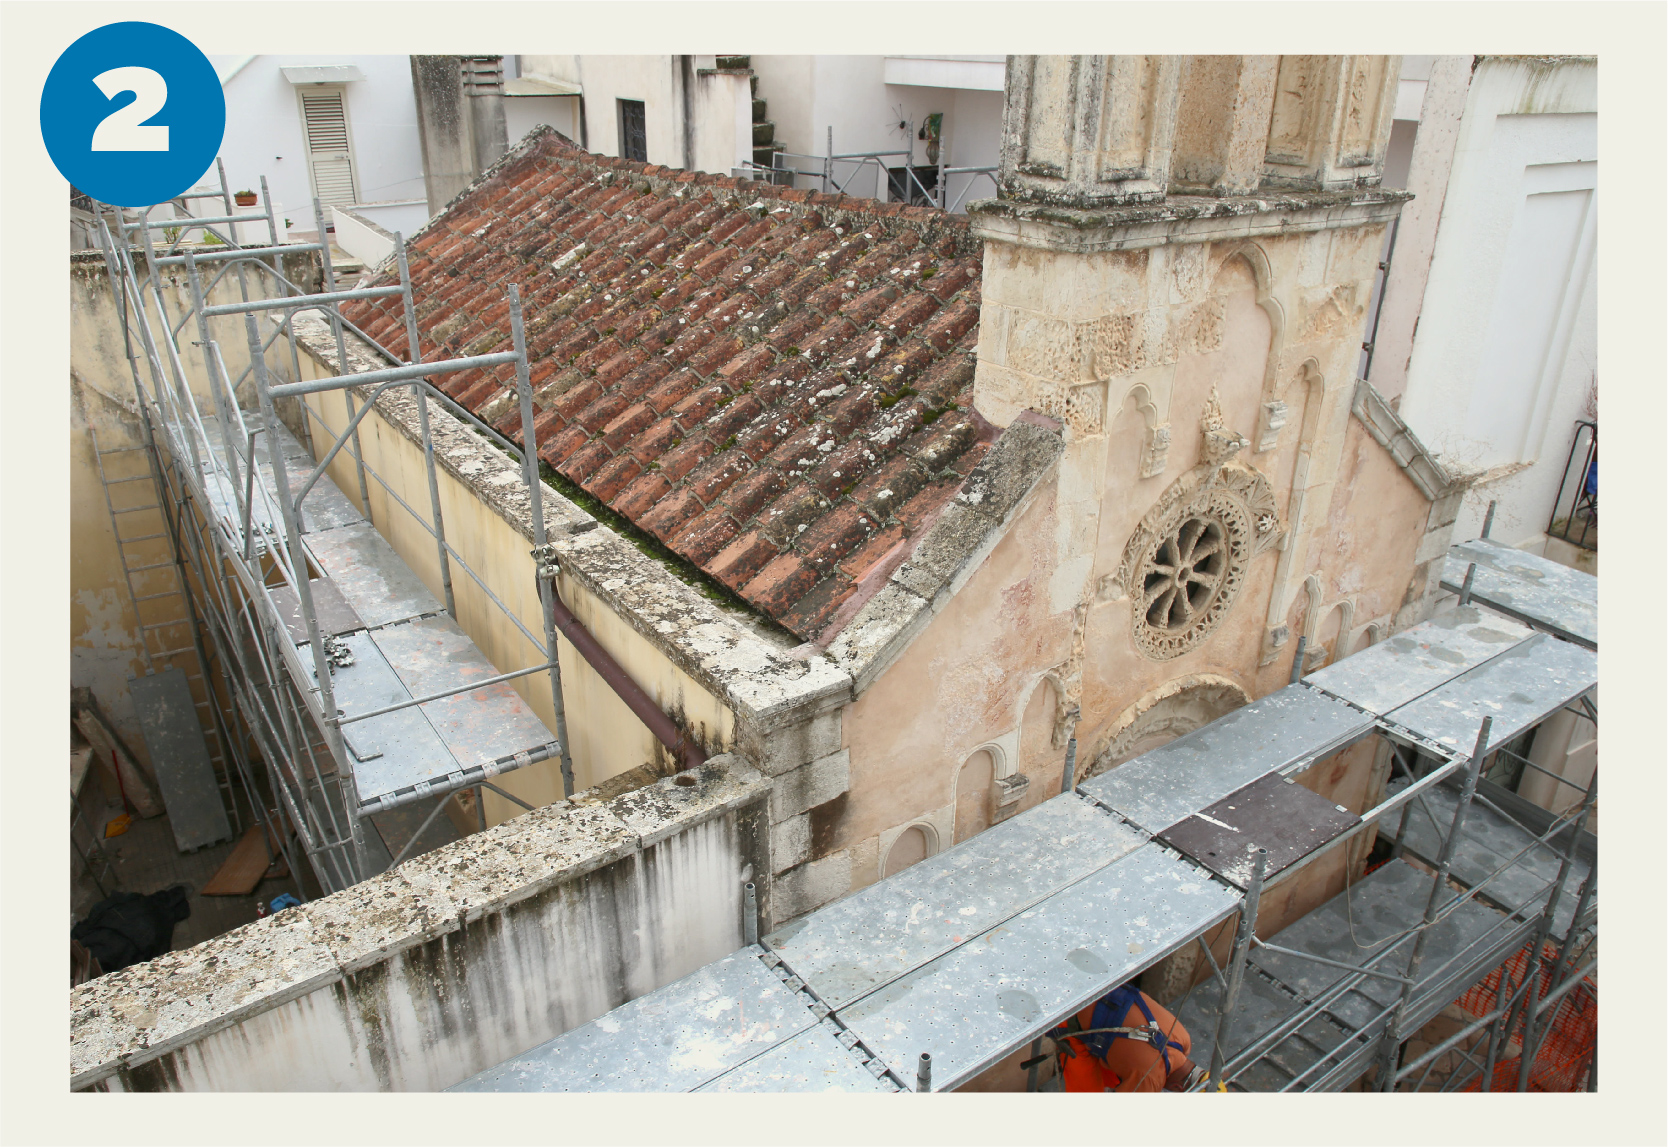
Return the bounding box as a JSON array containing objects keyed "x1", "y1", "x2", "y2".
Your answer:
[{"x1": 618, "y1": 99, "x2": 647, "y2": 162}]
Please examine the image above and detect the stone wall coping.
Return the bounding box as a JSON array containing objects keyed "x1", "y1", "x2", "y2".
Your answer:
[
  {"x1": 968, "y1": 188, "x2": 1410, "y2": 253},
  {"x1": 69, "y1": 755, "x2": 767, "y2": 1089},
  {"x1": 825, "y1": 420, "x2": 1065, "y2": 693}
]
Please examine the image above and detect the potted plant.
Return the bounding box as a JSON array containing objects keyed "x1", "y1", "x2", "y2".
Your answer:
[{"x1": 234, "y1": 189, "x2": 258, "y2": 207}]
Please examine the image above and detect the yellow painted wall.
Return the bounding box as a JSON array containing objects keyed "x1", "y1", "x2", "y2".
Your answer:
[{"x1": 296, "y1": 362, "x2": 735, "y2": 823}]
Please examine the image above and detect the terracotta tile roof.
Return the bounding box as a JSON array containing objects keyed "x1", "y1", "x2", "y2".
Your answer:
[{"x1": 342, "y1": 128, "x2": 993, "y2": 642}]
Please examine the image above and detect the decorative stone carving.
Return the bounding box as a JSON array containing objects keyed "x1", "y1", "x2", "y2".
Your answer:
[
  {"x1": 1000, "y1": 56, "x2": 1183, "y2": 206},
  {"x1": 1084, "y1": 677, "x2": 1252, "y2": 781},
  {"x1": 1100, "y1": 398, "x2": 1284, "y2": 661},
  {"x1": 1255, "y1": 399, "x2": 1289, "y2": 453},
  {"x1": 1263, "y1": 55, "x2": 1400, "y2": 190},
  {"x1": 1064, "y1": 382, "x2": 1106, "y2": 435},
  {"x1": 991, "y1": 773, "x2": 1031, "y2": 823},
  {"x1": 1008, "y1": 313, "x2": 1083, "y2": 381},
  {"x1": 1140, "y1": 422, "x2": 1172, "y2": 479}
]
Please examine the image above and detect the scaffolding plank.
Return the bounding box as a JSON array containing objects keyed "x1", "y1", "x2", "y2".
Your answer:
[
  {"x1": 129, "y1": 666, "x2": 233, "y2": 852},
  {"x1": 1396, "y1": 780, "x2": 1592, "y2": 940},
  {"x1": 766, "y1": 794, "x2": 1147, "y2": 1010},
  {"x1": 448, "y1": 947, "x2": 824, "y2": 1093},
  {"x1": 1159, "y1": 772, "x2": 1359, "y2": 890},
  {"x1": 197, "y1": 419, "x2": 363, "y2": 535},
  {"x1": 1450, "y1": 537, "x2": 1597, "y2": 605},
  {"x1": 1174, "y1": 970, "x2": 1361, "y2": 1093},
  {"x1": 368, "y1": 615, "x2": 556, "y2": 767},
  {"x1": 1441, "y1": 541, "x2": 1597, "y2": 649},
  {"x1": 1302, "y1": 607, "x2": 1532, "y2": 716},
  {"x1": 694, "y1": 1020, "x2": 897, "y2": 1093},
  {"x1": 266, "y1": 577, "x2": 364, "y2": 644},
  {"x1": 1077, "y1": 685, "x2": 1374, "y2": 835},
  {"x1": 308, "y1": 630, "x2": 457, "y2": 804},
  {"x1": 1384, "y1": 631, "x2": 1597, "y2": 756},
  {"x1": 304, "y1": 522, "x2": 443, "y2": 629},
  {"x1": 831, "y1": 842, "x2": 1240, "y2": 1092},
  {"x1": 1246, "y1": 859, "x2": 1517, "y2": 1038}
]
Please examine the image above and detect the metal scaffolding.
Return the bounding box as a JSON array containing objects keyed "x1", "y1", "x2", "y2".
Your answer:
[
  {"x1": 86, "y1": 163, "x2": 576, "y2": 897},
  {"x1": 451, "y1": 603, "x2": 1596, "y2": 1093}
]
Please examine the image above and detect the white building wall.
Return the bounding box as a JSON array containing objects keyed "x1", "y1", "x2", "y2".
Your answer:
[
  {"x1": 515, "y1": 55, "x2": 748, "y2": 173},
  {"x1": 1392, "y1": 57, "x2": 1598, "y2": 550},
  {"x1": 208, "y1": 55, "x2": 427, "y2": 229},
  {"x1": 750, "y1": 55, "x2": 1003, "y2": 203}
]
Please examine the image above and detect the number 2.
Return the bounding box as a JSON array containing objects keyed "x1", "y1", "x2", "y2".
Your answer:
[{"x1": 91, "y1": 66, "x2": 169, "y2": 151}]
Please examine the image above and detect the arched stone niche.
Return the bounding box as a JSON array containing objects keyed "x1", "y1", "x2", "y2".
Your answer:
[
  {"x1": 1083, "y1": 675, "x2": 1251, "y2": 781},
  {"x1": 882, "y1": 823, "x2": 938, "y2": 877}
]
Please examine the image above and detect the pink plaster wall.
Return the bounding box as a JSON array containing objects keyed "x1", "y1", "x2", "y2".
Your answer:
[{"x1": 829, "y1": 233, "x2": 1435, "y2": 891}]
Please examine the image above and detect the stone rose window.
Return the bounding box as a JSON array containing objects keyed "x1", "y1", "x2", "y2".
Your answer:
[
  {"x1": 1129, "y1": 491, "x2": 1253, "y2": 659},
  {"x1": 1144, "y1": 516, "x2": 1229, "y2": 632}
]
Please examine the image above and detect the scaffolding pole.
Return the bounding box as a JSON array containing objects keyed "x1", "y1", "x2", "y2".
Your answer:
[{"x1": 89, "y1": 192, "x2": 568, "y2": 897}]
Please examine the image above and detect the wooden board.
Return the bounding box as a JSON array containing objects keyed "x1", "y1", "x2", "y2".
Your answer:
[{"x1": 201, "y1": 822, "x2": 289, "y2": 896}]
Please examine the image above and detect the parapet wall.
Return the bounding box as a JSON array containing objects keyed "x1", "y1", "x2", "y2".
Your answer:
[{"x1": 70, "y1": 756, "x2": 769, "y2": 1092}]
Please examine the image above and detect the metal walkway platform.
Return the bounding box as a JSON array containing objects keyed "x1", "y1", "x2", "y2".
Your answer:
[
  {"x1": 1441, "y1": 537, "x2": 1597, "y2": 650},
  {"x1": 202, "y1": 418, "x2": 557, "y2": 829},
  {"x1": 452, "y1": 612, "x2": 1596, "y2": 1092}
]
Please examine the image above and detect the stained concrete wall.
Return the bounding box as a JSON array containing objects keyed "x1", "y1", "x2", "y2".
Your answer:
[
  {"x1": 70, "y1": 758, "x2": 769, "y2": 1091},
  {"x1": 289, "y1": 319, "x2": 736, "y2": 817}
]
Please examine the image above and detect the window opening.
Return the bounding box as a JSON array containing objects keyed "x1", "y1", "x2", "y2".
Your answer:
[
  {"x1": 618, "y1": 99, "x2": 647, "y2": 162},
  {"x1": 299, "y1": 87, "x2": 358, "y2": 209}
]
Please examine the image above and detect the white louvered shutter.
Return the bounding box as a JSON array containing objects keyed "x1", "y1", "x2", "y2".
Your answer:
[{"x1": 301, "y1": 89, "x2": 358, "y2": 207}]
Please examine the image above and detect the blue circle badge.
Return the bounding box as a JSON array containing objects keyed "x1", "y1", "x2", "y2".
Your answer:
[{"x1": 41, "y1": 22, "x2": 225, "y2": 208}]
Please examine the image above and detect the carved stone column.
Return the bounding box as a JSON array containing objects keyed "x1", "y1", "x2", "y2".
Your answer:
[
  {"x1": 1261, "y1": 55, "x2": 1401, "y2": 190},
  {"x1": 1170, "y1": 56, "x2": 1281, "y2": 194},
  {"x1": 998, "y1": 56, "x2": 1184, "y2": 206}
]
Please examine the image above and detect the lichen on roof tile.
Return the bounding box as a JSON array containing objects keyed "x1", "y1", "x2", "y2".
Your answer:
[{"x1": 342, "y1": 127, "x2": 996, "y2": 643}]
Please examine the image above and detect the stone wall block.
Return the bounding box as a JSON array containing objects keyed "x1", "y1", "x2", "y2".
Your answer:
[
  {"x1": 754, "y1": 709, "x2": 843, "y2": 778},
  {"x1": 1413, "y1": 526, "x2": 1450, "y2": 567},
  {"x1": 1427, "y1": 489, "x2": 1465, "y2": 530},
  {"x1": 770, "y1": 812, "x2": 812, "y2": 872},
  {"x1": 771, "y1": 850, "x2": 853, "y2": 923},
  {"x1": 768, "y1": 749, "x2": 851, "y2": 825}
]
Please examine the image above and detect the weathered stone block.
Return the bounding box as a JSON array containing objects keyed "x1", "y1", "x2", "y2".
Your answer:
[
  {"x1": 69, "y1": 913, "x2": 339, "y2": 1089},
  {"x1": 770, "y1": 812, "x2": 812, "y2": 872},
  {"x1": 755, "y1": 709, "x2": 843, "y2": 778},
  {"x1": 991, "y1": 773, "x2": 1031, "y2": 824},
  {"x1": 769, "y1": 749, "x2": 851, "y2": 825},
  {"x1": 1413, "y1": 525, "x2": 1451, "y2": 567},
  {"x1": 1427, "y1": 488, "x2": 1465, "y2": 530},
  {"x1": 771, "y1": 850, "x2": 853, "y2": 922}
]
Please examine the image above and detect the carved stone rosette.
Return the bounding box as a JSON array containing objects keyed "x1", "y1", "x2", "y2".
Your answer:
[{"x1": 1101, "y1": 451, "x2": 1284, "y2": 661}]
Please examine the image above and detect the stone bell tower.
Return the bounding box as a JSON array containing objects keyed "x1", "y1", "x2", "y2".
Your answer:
[{"x1": 968, "y1": 56, "x2": 1418, "y2": 740}]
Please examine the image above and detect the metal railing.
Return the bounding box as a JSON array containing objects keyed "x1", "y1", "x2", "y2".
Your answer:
[
  {"x1": 1546, "y1": 419, "x2": 1597, "y2": 551},
  {"x1": 731, "y1": 124, "x2": 996, "y2": 214}
]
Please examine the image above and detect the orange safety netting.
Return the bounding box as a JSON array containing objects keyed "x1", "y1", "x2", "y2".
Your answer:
[{"x1": 1454, "y1": 941, "x2": 1596, "y2": 1092}]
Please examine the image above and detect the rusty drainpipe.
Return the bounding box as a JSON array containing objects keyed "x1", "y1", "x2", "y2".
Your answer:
[{"x1": 535, "y1": 550, "x2": 707, "y2": 773}]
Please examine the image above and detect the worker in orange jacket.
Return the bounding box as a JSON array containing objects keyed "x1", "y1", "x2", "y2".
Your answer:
[{"x1": 1048, "y1": 983, "x2": 1209, "y2": 1092}]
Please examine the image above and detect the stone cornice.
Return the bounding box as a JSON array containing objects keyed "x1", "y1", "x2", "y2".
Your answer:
[{"x1": 968, "y1": 188, "x2": 1410, "y2": 254}]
